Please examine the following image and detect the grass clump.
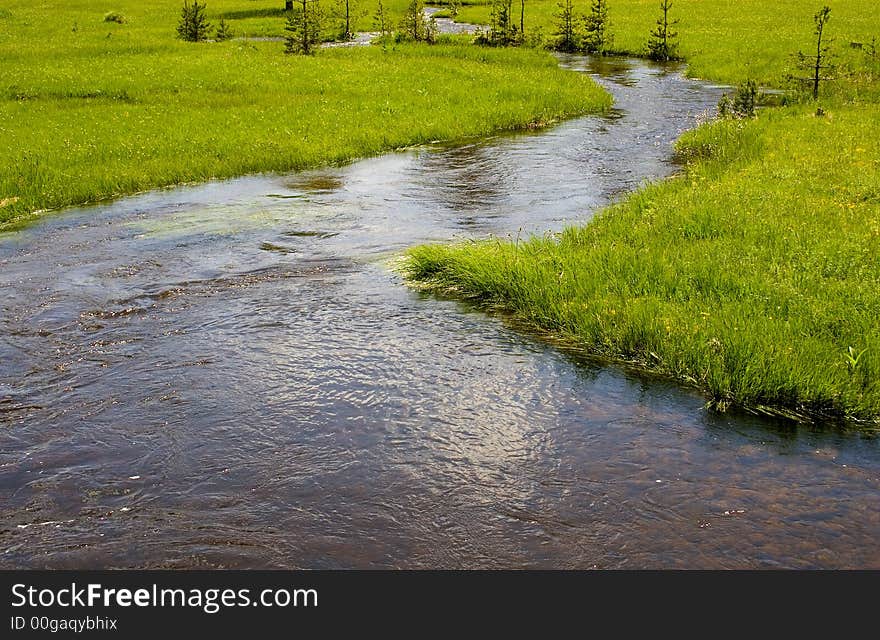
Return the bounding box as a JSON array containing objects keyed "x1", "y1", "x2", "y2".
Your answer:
[
  {"x1": 103, "y1": 11, "x2": 127, "y2": 24},
  {"x1": 406, "y1": 105, "x2": 880, "y2": 426}
]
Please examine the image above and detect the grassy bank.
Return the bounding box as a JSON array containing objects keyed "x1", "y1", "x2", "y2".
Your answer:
[
  {"x1": 406, "y1": 102, "x2": 880, "y2": 424},
  {"x1": 0, "y1": 0, "x2": 610, "y2": 228}
]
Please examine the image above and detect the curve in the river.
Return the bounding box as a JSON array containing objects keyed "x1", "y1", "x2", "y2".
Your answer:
[{"x1": 1, "y1": 56, "x2": 878, "y2": 569}]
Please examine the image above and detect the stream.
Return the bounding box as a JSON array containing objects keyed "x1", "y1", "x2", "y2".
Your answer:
[{"x1": 1, "y1": 55, "x2": 878, "y2": 569}]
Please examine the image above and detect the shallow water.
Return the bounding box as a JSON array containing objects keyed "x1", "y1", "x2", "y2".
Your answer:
[
  {"x1": 1, "y1": 56, "x2": 878, "y2": 569},
  {"x1": 424, "y1": 7, "x2": 479, "y2": 35}
]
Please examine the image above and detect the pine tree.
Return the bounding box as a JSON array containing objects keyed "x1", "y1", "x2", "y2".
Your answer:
[
  {"x1": 646, "y1": 0, "x2": 678, "y2": 62},
  {"x1": 215, "y1": 18, "x2": 234, "y2": 41},
  {"x1": 374, "y1": 0, "x2": 392, "y2": 40},
  {"x1": 334, "y1": 0, "x2": 357, "y2": 41},
  {"x1": 284, "y1": 0, "x2": 324, "y2": 54},
  {"x1": 488, "y1": 0, "x2": 518, "y2": 46},
  {"x1": 583, "y1": 0, "x2": 612, "y2": 54},
  {"x1": 176, "y1": 1, "x2": 212, "y2": 42},
  {"x1": 718, "y1": 79, "x2": 758, "y2": 119},
  {"x1": 400, "y1": 0, "x2": 436, "y2": 43},
  {"x1": 554, "y1": 0, "x2": 581, "y2": 53}
]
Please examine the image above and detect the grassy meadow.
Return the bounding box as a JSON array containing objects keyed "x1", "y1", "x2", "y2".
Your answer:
[
  {"x1": 406, "y1": 3, "x2": 880, "y2": 425},
  {"x1": 0, "y1": 0, "x2": 611, "y2": 228},
  {"x1": 452, "y1": 0, "x2": 880, "y2": 87}
]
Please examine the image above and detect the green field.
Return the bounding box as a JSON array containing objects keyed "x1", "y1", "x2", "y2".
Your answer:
[
  {"x1": 407, "y1": 5, "x2": 880, "y2": 425},
  {"x1": 0, "y1": 0, "x2": 610, "y2": 228}
]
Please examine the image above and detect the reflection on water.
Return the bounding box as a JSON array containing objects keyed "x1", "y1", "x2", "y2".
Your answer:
[{"x1": 1, "y1": 57, "x2": 878, "y2": 569}]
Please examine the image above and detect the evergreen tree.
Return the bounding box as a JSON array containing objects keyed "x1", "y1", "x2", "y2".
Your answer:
[
  {"x1": 215, "y1": 17, "x2": 234, "y2": 41},
  {"x1": 400, "y1": 0, "x2": 437, "y2": 43},
  {"x1": 793, "y1": 6, "x2": 834, "y2": 100},
  {"x1": 718, "y1": 79, "x2": 758, "y2": 119},
  {"x1": 334, "y1": 0, "x2": 357, "y2": 41},
  {"x1": 583, "y1": 0, "x2": 612, "y2": 54},
  {"x1": 487, "y1": 0, "x2": 518, "y2": 46},
  {"x1": 646, "y1": 0, "x2": 678, "y2": 62},
  {"x1": 374, "y1": 0, "x2": 392, "y2": 40},
  {"x1": 284, "y1": 0, "x2": 324, "y2": 54},
  {"x1": 553, "y1": 0, "x2": 581, "y2": 53},
  {"x1": 176, "y1": 1, "x2": 212, "y2": 42}
]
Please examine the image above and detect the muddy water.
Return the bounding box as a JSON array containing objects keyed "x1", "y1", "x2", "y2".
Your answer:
[{"x1": 1, "y1": 57, "x2": 878, "y2": 569}]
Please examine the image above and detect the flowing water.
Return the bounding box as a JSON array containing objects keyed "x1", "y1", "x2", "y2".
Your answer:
[{"x1": 1, "y1": 56, "x2": 878, "y2": 569}]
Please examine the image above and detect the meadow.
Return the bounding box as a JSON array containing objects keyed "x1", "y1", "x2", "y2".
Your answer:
[
  {"x1": 452, "y1": 0, "x2": 880, "y2": 87},
  {"x1": 0, "y1": 0, "x2": 610, "y2": 228}
]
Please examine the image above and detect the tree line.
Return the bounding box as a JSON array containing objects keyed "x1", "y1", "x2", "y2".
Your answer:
[
  {"x1": 176, "y1": 0, "x2": 859, "y2": 103},
  {"x1": 176, "y1": 0, "x2": 679, "y2": 60}
]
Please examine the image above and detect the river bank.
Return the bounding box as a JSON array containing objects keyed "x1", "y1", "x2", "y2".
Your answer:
[
  {"x1": 404, "y1": 3, "x2": 880, "y2": 426},
  {"x1": 407, "y1": 100, "x2": 880, "y2": 425}
]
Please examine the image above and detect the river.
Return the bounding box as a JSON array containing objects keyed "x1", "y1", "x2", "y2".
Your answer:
[{"x1": 1, "y1": 55, "x2": 878, "y2": 569}]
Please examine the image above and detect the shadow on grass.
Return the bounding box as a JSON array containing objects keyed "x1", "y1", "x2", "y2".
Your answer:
[{"x1": 218, "y1": 8, "x2": 288, "y2": 21}]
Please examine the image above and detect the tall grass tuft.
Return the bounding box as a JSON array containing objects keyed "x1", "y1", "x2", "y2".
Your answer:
[{"x1": 103, "y1": 11, "x2": 127, "y2": 24}]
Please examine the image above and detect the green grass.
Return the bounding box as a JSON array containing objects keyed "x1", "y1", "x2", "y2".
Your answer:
[
  {"x1": 455, "y1": 0, "x2": 879, "y2": 87},
  {"x1": 0, "y1": 0, "x2": 611, "y2": 228},
  {"x1": 406, "y1": 104, "x2": 880, "y2": 425}
]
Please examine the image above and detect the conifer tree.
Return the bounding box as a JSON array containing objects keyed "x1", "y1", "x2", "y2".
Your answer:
[
  {"x1": 400, "y1": 0, "x2": 437, "y2": 43},
  {"x1": 584, "y1": 0, "x2": 612, "y2": 54},
  {"x1": 284, "y1": 0, "x2": 324, "y2": 54},
  {"x1": 177, "y1": 1, "x2": 212, "y2": 42},
  {"x1": 554, "y1": 0, "x2": 581, "y2": 53},
  {"x1": 334, "y1": 0, "x2": 359, "y2": 41},
  {"x1": 794, "y1": 6, "x2": 834, "y2": 100},
  {"x1": 646, "y1": 0, "x2": 678, "y2": 62},
  {"x1": 215, "y1": 17, "x2": 234, "y2": 41},
  {"x1": 374, "y1": 0, "x2": 392, "y2": 40},
  {"x1": 488, "y1": 0, "x2": 518, "y2": 46}
]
